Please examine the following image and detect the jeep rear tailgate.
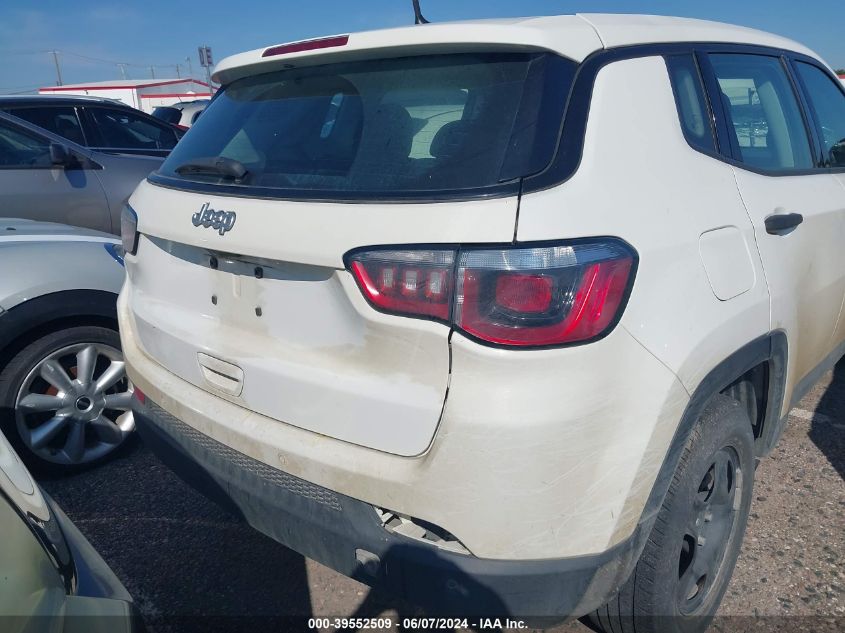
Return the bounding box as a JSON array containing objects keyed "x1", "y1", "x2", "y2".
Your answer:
[{"x1": 125, "y1": 181, "x2": 517, "y2": 456}]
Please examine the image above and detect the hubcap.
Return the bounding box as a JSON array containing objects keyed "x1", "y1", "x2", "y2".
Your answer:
[
  {"x1": 15, "y1": 343, "x2": 134, "y2": 465},
  {"x1": 676, "y1": 447, "x2": 742, "y2": 615}
]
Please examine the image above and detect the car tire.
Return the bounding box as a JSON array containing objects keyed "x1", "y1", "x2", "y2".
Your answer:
[
  {"x1": 0, "y1": 326, "x2": 135, "y2": 475},
  {"x1": 584, "y1": 394, "x2": 755, "y2": 633}
]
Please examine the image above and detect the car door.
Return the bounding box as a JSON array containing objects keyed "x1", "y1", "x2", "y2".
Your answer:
[
  {"x1": 790, "y1": 59, "x2": 845, "y2": 351},
  {"x1": 704, "y1": 51, "x2": 845, "y2": 405},
  {"x1": 81, "y1": 106, "x2": 179, "y2": 157},
  {"x1": 0, "y1": 115, "x2": 112, "y2": 233}
]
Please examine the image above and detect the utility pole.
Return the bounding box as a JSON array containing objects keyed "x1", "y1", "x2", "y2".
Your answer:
[
  {"x1": 175, "y1": 64, "x2": 181, "y2": 78},
  {"x1": 150, "y1": 66, "x2": 156, "y2": 79},
  {"x1": 117, "y1": 63, "x2": 127, "y2": 80},
  {"x1": 186, "y1": 56, "x2": 193, "y2": 79},
  {"x1": 51, "y1": 50, "x2": 63, "y2": 86}
]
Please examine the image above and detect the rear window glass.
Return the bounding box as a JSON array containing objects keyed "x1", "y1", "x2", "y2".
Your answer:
[{"x1": 157, "y1": 52, "x2": 575, "y2": 199}]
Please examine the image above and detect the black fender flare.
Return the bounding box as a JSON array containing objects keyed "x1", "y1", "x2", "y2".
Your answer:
[
  {"x1": 590, "y1": 332, "x2": 788, "y2": 608},
  {"x1": 641, "y1": 332, "x2": 787, "y2": 529}
]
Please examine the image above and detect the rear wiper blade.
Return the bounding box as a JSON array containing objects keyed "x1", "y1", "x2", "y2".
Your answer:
[{"x1": 174, "y1": 156, "x2": 248, "y2": 180}]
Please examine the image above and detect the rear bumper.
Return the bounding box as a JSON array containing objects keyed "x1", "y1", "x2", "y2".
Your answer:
[
  {"x1": 134, "y1": 397, "x2": 645, "y2": 621},
  {"x1": 119, "y1": 285, "x2": 689, "y2": 561}
]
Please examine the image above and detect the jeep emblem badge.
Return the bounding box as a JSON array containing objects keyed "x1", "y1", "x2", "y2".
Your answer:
[{"x1": 192, "y1": 203, "x2": 237, "y2": 236}]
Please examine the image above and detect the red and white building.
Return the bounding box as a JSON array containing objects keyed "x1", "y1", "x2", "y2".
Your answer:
[{"x1": 39, "y1": 78, "x2": 213, "y2": 113}]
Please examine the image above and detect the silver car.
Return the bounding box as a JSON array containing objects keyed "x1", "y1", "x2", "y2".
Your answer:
[
  {"x1": 0, "y1": 110, "x2": 162, "y2": 235},
  {"x1": 0, "y1": 219, "x2": 132, "y2": 471}
]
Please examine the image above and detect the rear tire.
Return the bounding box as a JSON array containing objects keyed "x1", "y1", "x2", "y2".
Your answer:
[{"x1": 584, "y1": 394, "x2": 755, "y2": 633}]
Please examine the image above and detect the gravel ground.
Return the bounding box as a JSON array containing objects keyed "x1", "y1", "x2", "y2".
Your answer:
[{"x1": 40, "y1": 363, "x2": 844, "y2": 632}]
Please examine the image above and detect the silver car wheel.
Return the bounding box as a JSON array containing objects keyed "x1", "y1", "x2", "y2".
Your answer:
[{"x1": 15, "y1": 343, "x2": 134, "y2": 465}]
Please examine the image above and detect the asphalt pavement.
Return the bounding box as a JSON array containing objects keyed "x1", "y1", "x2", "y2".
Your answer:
[{"x1": 40, "y1": 362, "x2": 845, "y2": 633}]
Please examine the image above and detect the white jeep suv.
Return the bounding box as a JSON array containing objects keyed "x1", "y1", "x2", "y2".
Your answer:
[{"x1": 118, "y1": 14, "x2": 845, "y2": 630}]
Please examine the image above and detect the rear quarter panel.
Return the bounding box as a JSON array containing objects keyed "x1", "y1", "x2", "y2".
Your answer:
[
  {"x1": 515, "y1": 55, "x2": 772, "y2": 535},
  {"x1": 517, "y1": 55, "x2": 771, "y2": 392}
]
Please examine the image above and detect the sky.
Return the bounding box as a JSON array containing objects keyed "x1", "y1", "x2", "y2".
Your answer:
[{"x1": 1, "y1": 0, "x2": 843, "y2": 93}]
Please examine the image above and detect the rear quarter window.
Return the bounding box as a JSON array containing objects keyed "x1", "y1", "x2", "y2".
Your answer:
[{"x1": 666, "y1": 55, "x2": 717, "y2": 153}]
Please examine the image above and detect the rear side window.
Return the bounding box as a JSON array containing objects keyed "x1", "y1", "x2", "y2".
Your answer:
[
  {"x1": 5, "y1": 106, "x2": 85, "y2": 146},
  {"x1": 87, "y1": 108, "x2": 178, "y2": 151},
  {"x1": 794, "y1": 62, "x2": 845, "y2": 168},
  {"x1": 708, "y1": 54, "x2": 813, "y2": 171},
  {"x1": 666, "y1": 55, "x2": 716, "y2": 153},
  {"x1": 157, "y1": 52, "x2": 576, "y2": 199}
]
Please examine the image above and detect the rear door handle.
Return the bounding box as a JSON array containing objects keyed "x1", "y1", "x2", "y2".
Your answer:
[{"x1": 764, "y1": 212, "x2": 803, "y2": 235}]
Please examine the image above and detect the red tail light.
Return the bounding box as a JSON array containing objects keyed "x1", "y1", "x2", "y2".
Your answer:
[
  {"x1": 347, "y1": 240, "x2": 636, "y2": 348},
  {"x1": 348, "y1": 250, "x2": 455, "y2": 320},
  {"x1": 494, "y1": 274, "x2": 553, "y2": 313}
]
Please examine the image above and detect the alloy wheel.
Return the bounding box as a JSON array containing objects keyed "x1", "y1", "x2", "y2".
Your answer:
[{"x1": 15, "y1": 343, "x2": 134, "y2": 465}]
